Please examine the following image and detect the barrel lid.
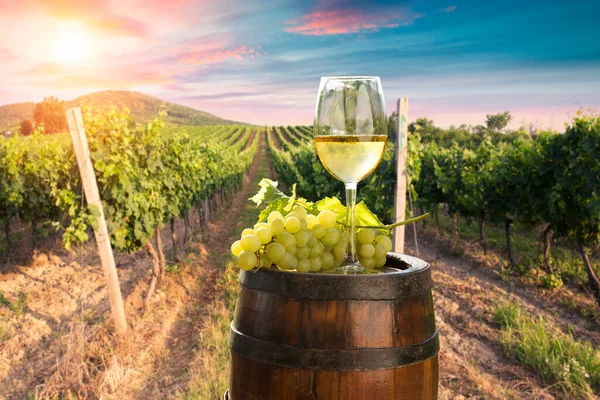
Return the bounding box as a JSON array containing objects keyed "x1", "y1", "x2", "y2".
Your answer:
[{"x1": 239, "y1": 252, "x2": 432, "y2": 300}]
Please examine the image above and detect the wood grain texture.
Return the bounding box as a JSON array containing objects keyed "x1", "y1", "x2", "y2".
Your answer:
[{"x1": 229, "y1": 258, "x2": 438, "y2": 399}]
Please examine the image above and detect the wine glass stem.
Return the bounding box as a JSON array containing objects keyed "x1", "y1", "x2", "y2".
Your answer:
[{"x1": 345, "y1": 182, "x2": 357, "y2": 263}]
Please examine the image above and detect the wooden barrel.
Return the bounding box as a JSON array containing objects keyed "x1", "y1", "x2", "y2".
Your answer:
[{"x1": 228, "y1": 253, "x2": 439, "y2": 400}]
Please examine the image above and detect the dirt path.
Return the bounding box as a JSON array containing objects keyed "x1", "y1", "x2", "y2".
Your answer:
[
  {"x1": 241, "y1": 130, "x2": 257, "y2": 151},
  {"x1": 269, "y1": 129, "x2": 281, "y2": 150},
  {"x1": 405, "y1": 232, "x2": 600, "y2": 399},
  {"x1": 130, "y1": 131, "x2": 268, "y2": 399}
]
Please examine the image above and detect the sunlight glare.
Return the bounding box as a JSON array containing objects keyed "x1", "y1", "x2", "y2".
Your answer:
[{"x1": 53, "y1": 21, "x2": 92, "y2": 65}]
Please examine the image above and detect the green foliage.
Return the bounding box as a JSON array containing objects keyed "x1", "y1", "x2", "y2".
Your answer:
[
  {"x1": 494, "y1": 301, "x2": 600, "y2": 397},
  {"x1": 33, "y1": 96, "x2": 68, "y2": 134},
  {"x1": 540, "y1": 274, "x2": 564, "y2": 289},
  {"x1": 249, "y1": 178, "x2": 385, "y2": 230},
  {"x1": 0, "y1": 107, "x2": 257, "y2": 254}
]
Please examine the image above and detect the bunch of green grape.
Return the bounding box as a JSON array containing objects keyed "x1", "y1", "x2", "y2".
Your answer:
[
  {"x1": 355, "y1": 228, "x2": 392, "y2": 269},
  {"x1": 231, "y1": 205, "x2": 391, "y2": 273}
]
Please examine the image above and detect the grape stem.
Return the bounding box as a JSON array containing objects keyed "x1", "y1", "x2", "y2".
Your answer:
[{"x1": 351, "y1": 213, "x2": 430, "y2": 231}]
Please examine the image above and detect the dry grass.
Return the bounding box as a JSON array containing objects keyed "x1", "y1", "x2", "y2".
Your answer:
[{"x1": 182, "y1": 264, "x2": 238, "y2": 400}]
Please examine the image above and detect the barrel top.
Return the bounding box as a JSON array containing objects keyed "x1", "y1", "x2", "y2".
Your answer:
[{"x1": 239, "y1": 252, "x2": 432, "y2": 300}]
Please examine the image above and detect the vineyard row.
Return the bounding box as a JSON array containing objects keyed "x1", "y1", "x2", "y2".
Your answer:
[
  {"x1": 268, "y1": 119, "x2": 600, "y2": 305},
  {"x1": 0, "y1": 108, "x2": 259, "y2": 303}
]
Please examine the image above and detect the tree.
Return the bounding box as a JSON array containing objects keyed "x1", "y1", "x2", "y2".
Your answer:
[
  {"x1": 33, "y1": 96, "x2": 68, "y2": 134},
  {"x1": 20, "y1": 120, "x2": 33, "y2": 136},
  {"x1": 409, "y1": 117, "x2": 434, "y2": 134},
  {"x1": 485, "y1": 111, "x2": 513, "y2": 132}
]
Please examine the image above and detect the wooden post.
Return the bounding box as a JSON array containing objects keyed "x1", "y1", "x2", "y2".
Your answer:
[
  {"x1": 393, "y1": 98, "x2": 409, "y2": 253},
  {"x1": 66, "y1": 108, "x2": 128, "y2": 335}
]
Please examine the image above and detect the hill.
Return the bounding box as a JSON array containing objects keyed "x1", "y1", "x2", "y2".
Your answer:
[
  {"x1": 0, "y1": 102, "x2": 36, "y2": 131},
  {"x1": 0, "y1": 90, "x2": 238, "y2": 131}
]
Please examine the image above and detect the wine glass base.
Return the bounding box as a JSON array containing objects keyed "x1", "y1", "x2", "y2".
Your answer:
[{"x1": 333, "y1": 261, "x2": 365, "y2": 275}]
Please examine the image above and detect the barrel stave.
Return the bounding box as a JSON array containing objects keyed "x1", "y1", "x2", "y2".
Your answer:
[{"x1": 393, "y1": 292, "x2": 437, "y2": 346}]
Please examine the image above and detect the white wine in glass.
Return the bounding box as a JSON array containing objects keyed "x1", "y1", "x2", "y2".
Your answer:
[{"x1": 314, "y1": 76, "x2": 387, "y2": 274}]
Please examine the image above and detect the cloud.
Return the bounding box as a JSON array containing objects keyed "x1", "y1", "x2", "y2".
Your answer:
[
  {"x1": 438, "y1": 5, "x2": 457, "y2": 13},
  {"x1": 2, "y1": 0, "x2": 150, "y2": 37},
  {"x1": 20, "y1": 63, "x2": 68, "y2": 76},
  {"x1": 0, "y1": 48, "x2": 19, "y2": 62},
  {"x1": 122, "y1": 71, "x2": 177, "y2": 86},
  {"x1": 35, "y1": 75, "x2": 127, "y2": 89},
  {"x1": 284, "y1": 8, "x2": 420, "y2": 36},
  {"x1": 178, "y1": 45, "x2": 260, "y2": 65}
]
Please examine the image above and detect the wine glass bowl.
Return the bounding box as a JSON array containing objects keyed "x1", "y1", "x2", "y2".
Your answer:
[{"x1": 314, "y1": 76, "x2": 387, "y2": 273}]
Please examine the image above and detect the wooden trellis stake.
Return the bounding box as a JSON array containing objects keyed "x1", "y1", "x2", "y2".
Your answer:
[
  {"x1": 393, "y1": 98, "x2": 409, "y2": 253},
  {"x1": 66, "y1": 107, "x2": 128, "y2": 335}
]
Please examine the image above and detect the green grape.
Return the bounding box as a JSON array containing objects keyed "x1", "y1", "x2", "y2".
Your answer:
[
  {"x1": 278, "y1": 253, "x2": 295, "y2": 270},
  {"x1": 237, "y1": 251, "x2": 257, "y2": 271},
  {"x1": 285, "y1": 212, "x2": 301, "y2": 221},
  {"x1": 269, "y1": 218, "x2": 284, "y2": 236},
  {"x1": 254, "y1": 222, "x2": 269, "y2": 230},
  {"x1": 307, "y1": 237, "x2": 318, "y2": 248},
  {"x1": 333, "y1": 241, "x2": 346, "y2": 261},
  {"x1": 310, "y1": 242, "x2": 323, "y2": 257},
  {"x1": 296, "y1": 246, "x2": 311, "y2": 260},
  {"x1": 357, "y1": 229, "x2": 376, "y2": 245},
  {"x1": 306, "y1": 214, "x2": 317, "y2": 229},
  {"x1": 374, "y1": 235, "x2": 393, "y2": 253},
  {"x1": 260, "y1": 255, "x2": 272, "y2": 267},
  {"x1": 268, "y1": 211, "x2": 284, "y2": 223},
  {"x1": 311, "y1": 224, "x2": 325, "y2": 239},
  {"x1": 284, "y1": 217, "x2": 301, "y2": 234},
  {"x1": 321, "y1": 228, "x2": 340, "y2": 247},
  {"x1": 360, "y1": 257, "x2": 376, "y2": 270},
  {"x1": 240, "y1": 234, "x2": 261, "y2": 252},
  {"x1": 296, "y1": 259, "x2": 311, "y2": 273},
  {"x1": 292, "y1": 205, "x2": 307, "y2": 220},
  {"x1": 375, "y1": 257, "x2": 387, "y2": 268},
  {"x1": 374, "y1": 243, "x2": 387, "y2": 259},
  {"x1": 309, "y1": 256, "x2": 322, "y2": 272},
  {"x1": 276, "y1": 232, "x2": 296, "y2": 251},
  {"x1": 321, "y1": 252, "x2": 335, "y2": 269},
  {"x1": 359, "y1": 243, "x2": 375, "y2": 258},
  {"x1": 294, "y1": 231, "x2": 309, "y2": 247},
  {"x1": 300, "y1": 219, "x2": 308, "y2": 230},
  {"x1": 288, "y1": 246, "x2": 297, "y2": 256},
  {"x1": 255, "y1": 227, "x2": 273, "y2": 244},
  {"x1": 241, "y1": 228, "x2": 255, "y2": 237},
  {"x1": 231, "y1": 240, "x2": 242, "y2": 256},
  {"x1": 290, "y1": 255, "x2": 298, "y2": 270},
  {"x1": 317, "y1": 210, "x2": 337, "y2": 229},
  {"x1": 265, "y1": 242, "x2": 286, "y2": 261}
]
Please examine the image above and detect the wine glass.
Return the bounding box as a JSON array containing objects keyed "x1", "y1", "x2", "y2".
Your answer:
[{"x1": 314, "y1": 76, "x2": 387, "y2": 274}]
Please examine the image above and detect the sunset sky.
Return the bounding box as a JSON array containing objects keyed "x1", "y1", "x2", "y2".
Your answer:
[{"x1": 1, "y1": 0, "x2": 599, "y2": 128}]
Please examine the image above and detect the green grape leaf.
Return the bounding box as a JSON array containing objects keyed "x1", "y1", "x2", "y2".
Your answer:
[
  {"x1": 250, "y1": 178, "x2": 287, "y2": 207},
  {"x1": 355, "y1": 201, "x2": 385, "y2": 227},
  {"x1": 284, "y1": 183, "x2": 297, "y2": 213}
]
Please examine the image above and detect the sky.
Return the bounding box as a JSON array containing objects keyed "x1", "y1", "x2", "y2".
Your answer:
[{"x1": 1, "y1": 0, "x2": 600, "y2": 129}]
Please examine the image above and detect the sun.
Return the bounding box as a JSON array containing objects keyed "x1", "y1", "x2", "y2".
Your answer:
[{"x1": 53, "y1": 21, "x2": 93, "y2": 65}]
